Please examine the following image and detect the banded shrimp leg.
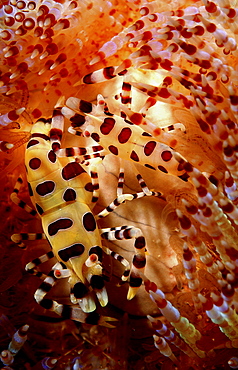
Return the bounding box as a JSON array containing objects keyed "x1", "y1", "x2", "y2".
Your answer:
[{"x1": 25, "y1": 252, "x2": 116, "y2": 327}]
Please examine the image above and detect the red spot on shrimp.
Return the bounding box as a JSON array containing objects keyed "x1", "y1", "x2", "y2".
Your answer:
[
  {"x1": 91, "y1": 133, "x2": 100, "y2": 142},
  {"x1": 100, "y1": 117, "x2": 115, "y2": 135},
  {"x1": 27, "y1": 139, "x2": 39, "y2": 149},
  {"x1": 83, "y1": 212, "x2": 96, "y2": 232},
  {"x1": 36, "y1": 180, "x2": 55, "y2": 196},
  {"x1": 63, "y1": 188, "x2": 77, "y2": 202},
  {"x1": 48, "y1": 218, "x2": 73, "y2": 236},
  {"x1": 145, "y1": 164, "x2": 156, "y2": 170},
  {"x1": 130, "y1": 150, "x2": 139, "y2": 162},
  {"x1": 85, "y1": 182, "x2": 94, "y2": 192},
  {"x1": 161, "y1": 151, "x2": 173, "y2": 162},
  {"x1": 109, "y1": 145, "x2": 118, "y2": 155},
  {"x1": 118, "y1": 127, "x2": 132, "y2": 143},
  {"x1": 144, "y1": 141, "x2": 156, "y2": 156},
  {"x1": 29, "y1": 157, "x2": 41, "y2": 169},
  {"x1": 58, "y1": 243, "x2": 85, "y2": 262},
  {"x1": 62, "y1": 162, "x2": 85, "y2": 180},
  {"x1": 158, "y1": 165, "x2": 168, "y2": 173},
  {"x1": 48, "y1": 150, "x2": 56, "y2": 163}
]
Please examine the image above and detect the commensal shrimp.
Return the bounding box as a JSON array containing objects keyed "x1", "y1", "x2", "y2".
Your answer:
[
  {"x1": 61, "y1": 92, "x2": 238, "y2": 237},
  {"x1": 10, "y1": 108, "x2": 161, "y2": 326},
  {"x1": 61, "y1": 95, "x2": 190, "y2": 182}
]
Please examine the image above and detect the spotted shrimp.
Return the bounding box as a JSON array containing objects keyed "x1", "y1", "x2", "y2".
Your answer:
[{"x1": 10, "y1": 108, "x2": 160, "y2": 325}]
